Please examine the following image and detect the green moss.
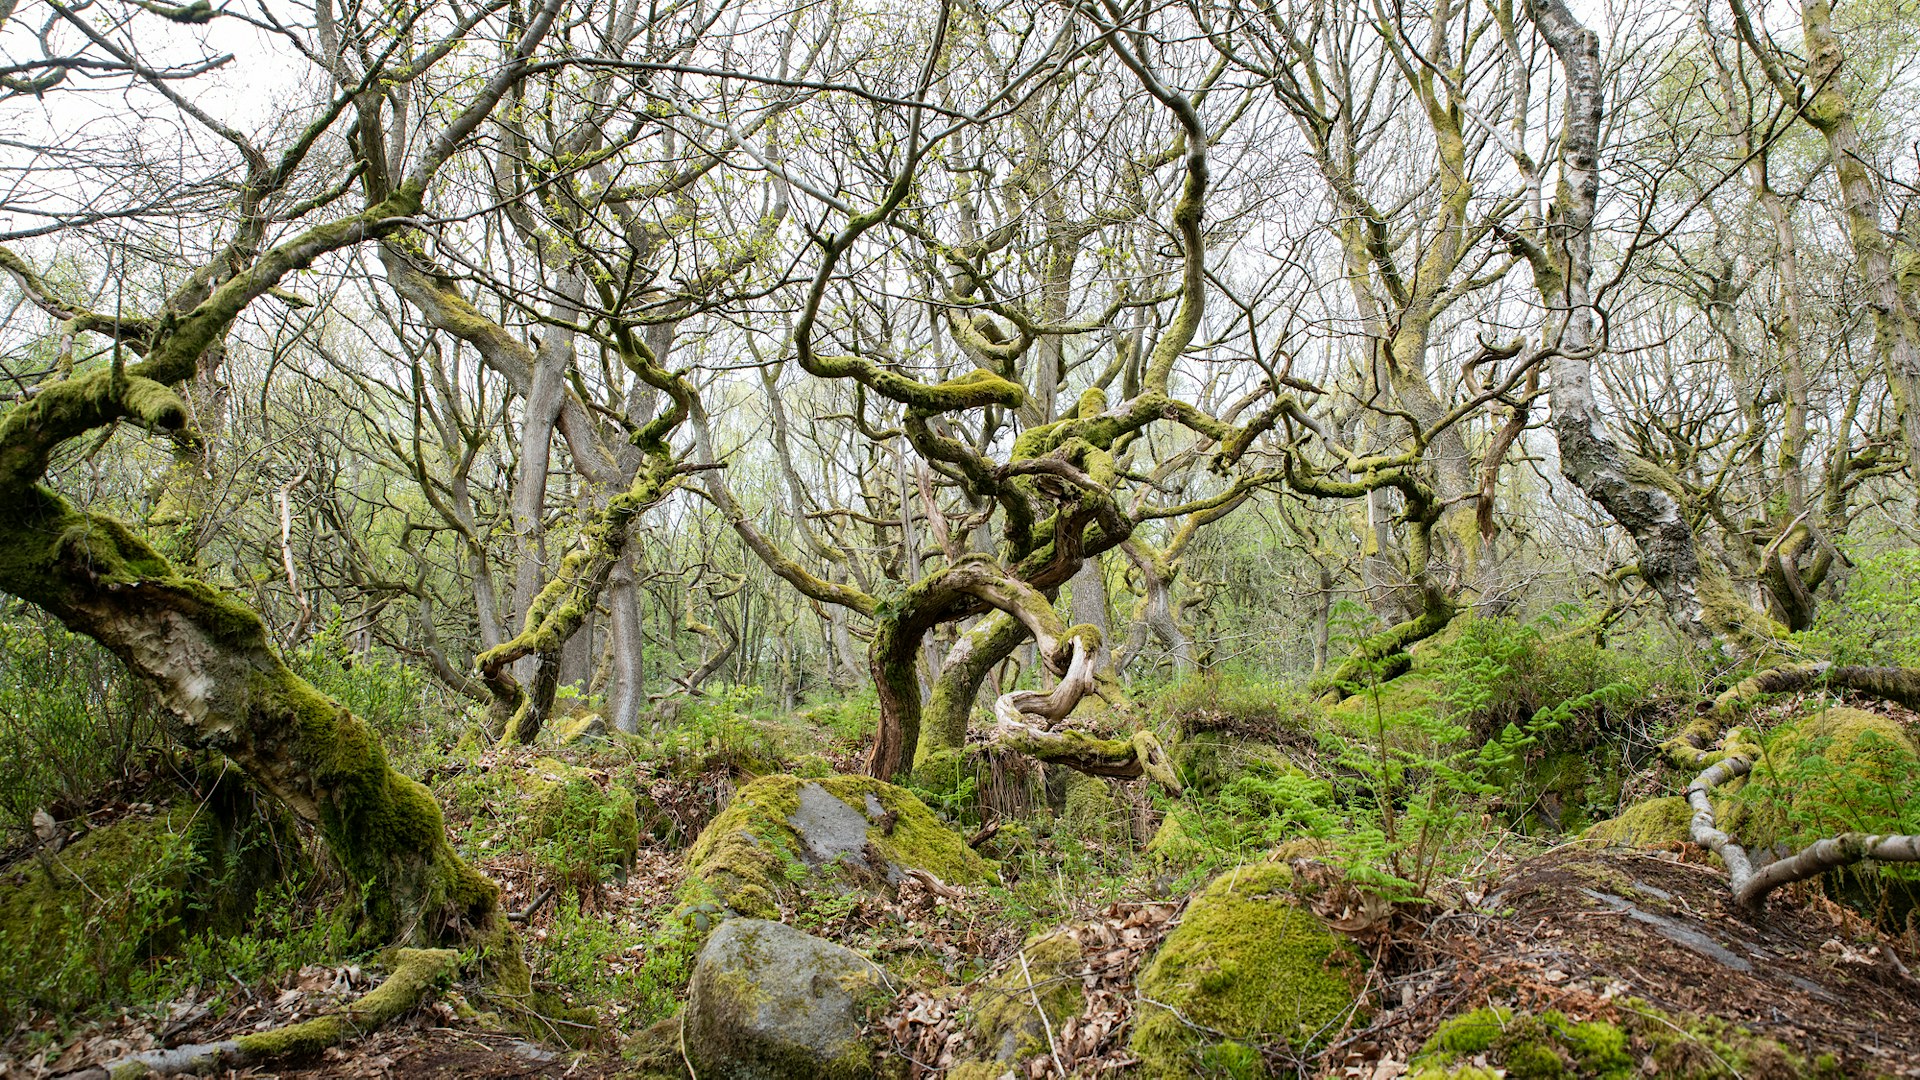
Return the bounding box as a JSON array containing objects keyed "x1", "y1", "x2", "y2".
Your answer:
[
  {"x1": 1146, "y1": 811, "x2": 1204, "y2": 866},
  {"x1": 1059, "y1": 772, "x2": 1118, "y2": 843},
  {"x1": 1415, "y1": 1008, "x2": 1630, "y2": 1079},
  {"x1": 233, "y1": 948, "x2": 457, "y2": 1060},
  {"x1": 516, "y1": 758, "x2": 640, "y2": 886},
  {"x1": 679, "y1": 774, "x2": 994, "y2": 933},
  {"x1": 1415, "y1": 1002, "x2": 1828, "y2": 1079},
  {"x1": 967, "y1": 929, "x2": 1084, "y2": 1063},
  {"x1": 1583, "y1": 796, "x2": 1693, "y2": 847},
  {"x1": 1170, "y1": 730, "x2": 1301, "y2": 798},
  {"x1": 1129, "y1": 862, "x2": 1369, "y2": 1078},
  {"x1": 1328, "y1": 676, "x2": 1448, "y2": 745},
  {"x1": 1732, "y1": 706, "x2": 1920, "y2": 924},
  {"x1": 0, "y1": 788, "x2": 301, "y2": 1021}
]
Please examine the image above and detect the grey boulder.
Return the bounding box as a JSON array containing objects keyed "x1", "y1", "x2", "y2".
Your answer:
[{"x1": 683, "y1": 918, "x2": 891, "y2": 1079}]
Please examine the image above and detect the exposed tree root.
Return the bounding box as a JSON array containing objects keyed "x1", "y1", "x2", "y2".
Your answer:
[
  {"x1": 1664, "y1": 662, "x2": 1920, "y2": 766},
  {"x1": 984, "y1": 613, "x2": 1182, "y2": 793},
  {"x1": 1684, "y1": 737, "x2": 1920, "y2": 910},
  {"x1": 84, "y1": 948, "x2": 459, "y2": 1078}
]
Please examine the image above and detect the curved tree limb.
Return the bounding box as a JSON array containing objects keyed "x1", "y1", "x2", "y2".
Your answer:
[{"x1": 85, "y1": 948, "x2": 458, "y2": 1077}]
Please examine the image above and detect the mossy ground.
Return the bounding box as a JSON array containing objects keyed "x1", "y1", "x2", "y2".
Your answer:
[
  {"x1": 1412, "y1": 1002, "x2": 1840, "y2": 1080},
  {"x1": 1129, "y1": 861, "x2": 1370, "y2": 1078},
  {"x1": 1582, "y1": 795, "x2": 1693, "y2": 847},
  {"x1": 962, "y1": 929, "x2": 1085, "y2": 1064}
]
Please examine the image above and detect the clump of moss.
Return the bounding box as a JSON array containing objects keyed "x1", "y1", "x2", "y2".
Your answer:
[
  {"x1": 1146, "y1": 810, "x2": 1204, "y2": 866},
  {"x1": 1583, "y1": 796, "x2": 1693, "y2": 847},
  {"x1": 1735, "y1": 707, "x2": 1917, "y2": 838},
  {"x1": 1731, "y1": 706, "x2": 1920, "y2": 925},
  {"x1": 679, "y1": 774, "x2": 994, "y2": 931},
  {"x1": 516, "y1": 757, "x2": 640, "y2": 887},
  {"x1": 1148, "y1": 672, "x2": 1317, "y2": 744},
  {"x1": 964, "y1": 929, "x2": 1085, "y2": 1064},
  {"x1": 1416, "y1": 1007, "x2": 1630, "y2": 1079},
  {"x1": 1129, "y1": 862, "x2": 1369, "y2": 1078},
  {"x1": 1169, "y1": 730, "x2": 1302, "y2": 798},
  {"x1": 0, "y1": 784, "x2": 301, "y2": 1022},
  {"x1": 1059, "y1": 772, "x2": 1119, "y2": 843},
  {"x1": 1413, "y1": 1002, "x2": 1838, "y2": 1079}
]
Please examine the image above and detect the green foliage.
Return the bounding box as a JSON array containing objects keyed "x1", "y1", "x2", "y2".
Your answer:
[
  {"x1": 1736, "y1": 708, "x2": 1920, "y2": 842},
  {"x1": 524, "y1": 897, "x2": 697, "y2": 1033},
  {"x1": 1157, "y1": 619, "x2": 1639, "y2": 902},
  {"x1": 1801, "y1": 548, "x2": 1920, "y2": 667},
  {"x1": 520, "y1": 760, "x2": 641, "y2": 889},
  {"x1": 0, "y1": 611, "x2": 161, "y2": 829},
  {"x1": 1731, "y1": 707, "x2": 1920, "y2": 923},
  {"x1": 1146, "y1": 669, "x2": 1317, "y2": 742},
  {"x1": 287, "y1": 630, "x2": 444, "y2": 742},
  {"x1": 1422, "y1": 611, "x2": 1652, "y2": 744},
  {"x1": 645, "y1": 684, "x2": 794, "y2": 775},
  {"x1": 797, "y1": 688, "x2": 880, "y2": 749},
  {"x1": 0, "y1": 802, "x2": 338, "y2": 1025}
]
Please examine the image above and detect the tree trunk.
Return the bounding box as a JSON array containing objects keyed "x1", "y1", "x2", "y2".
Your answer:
[
  {"x1": 0, "y1": 490, "x2": 511, "y2": 960},
  {"x1": 1527, "y1": 0, "x2": 1785, "y2": 657},
  {"x1": 604, "y1": 550, "x2": 645, "y2": 734}
]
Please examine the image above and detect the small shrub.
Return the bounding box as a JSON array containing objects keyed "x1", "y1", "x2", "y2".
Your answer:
[
  {"x1": 0, "y1": 611, "x2": 162, "y2": 830},
  {"x1": 1802, "y1": 548, "x2": 1920, "y2": 668}
]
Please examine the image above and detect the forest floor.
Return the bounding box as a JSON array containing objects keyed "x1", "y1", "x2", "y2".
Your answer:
[{"x1": 8, "y1": 673, "x2": 1920, "y2": 1077}]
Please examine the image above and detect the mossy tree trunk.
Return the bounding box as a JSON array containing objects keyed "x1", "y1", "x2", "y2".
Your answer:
[
  {"x1": 1522, "y1": 0, "x2": 1789, "y2": 660},
  {"x1": 0, "y1": 0, "x2": 566, "y2": 959},
  {"x1": 0, "y1": 492, "x2": 510, "y2": 953}
]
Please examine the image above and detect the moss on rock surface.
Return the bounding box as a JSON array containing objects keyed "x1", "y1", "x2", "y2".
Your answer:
[
  {"x1": 1169, "y1": 730, "x2": 1302, "y2": 797},
  {"x1": 680, "y1": 774, "x2": 994, "y2": 927},
  {"x1": 1411, "y1": 1002, "x2": 1836, "y2": 1079},
  {"x1": 1059, "y1": 772, "x2": 1119, "y2": 843},
  {"x1": 1582, "y1": 796, "x2": 1693, "y2": 847},
  {"x1": 0, "y1": 785, "x2": 301, "y2": 1020},
  {"x1": 1129, "y1": 861, "x2": 1368, "y2": 1078},
  {"x1": 683, "y1": 917, "x2": 890, "y2": 1079},
  {"x1": 964, "y1": 929, "x2": 1085, "y2": 1065},
  {"x1": 1732, "y1": 706, "x2": 1920, "y2": 924},
  {"x1": 1735, "y1": 707, "x2": 1917, "y2": 840}
]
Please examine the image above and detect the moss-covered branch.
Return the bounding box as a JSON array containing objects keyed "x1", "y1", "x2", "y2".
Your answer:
[{"x1": 89, "y1": 948, "x2": 459, "y2": 1077}]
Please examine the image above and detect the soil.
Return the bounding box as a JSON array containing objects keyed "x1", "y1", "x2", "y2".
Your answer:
[{"x1": 1356, "y1": 846, "x2": 1920, "y2": 1076}]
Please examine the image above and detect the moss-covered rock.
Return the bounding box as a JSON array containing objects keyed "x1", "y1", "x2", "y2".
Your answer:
[
  {"x1": 683, "y1": 917, "x2": 890, "y2": 1079},
  {"x1": 0, "y1": 786, "x2": 299, "y2": 1019},
  {"x1": 1735, "y1": 707, "x2": 1917, "y2": 839},
  {"x1": 1583, "y1": 796, "x2": 1693, "y2": 847},
  {"x1": 1412, "y1": 1002, "x2": 1833, "y2": 1079},
  {"x1": 1059, "y1": 772, "x2": 1119, "y2": 843},
  {"x1": 515, "y1": 757, "x2": 640, "y2": 886},
  {"x1": 551, "y1": 713, "x2": 607, "y2": 746},
  {"x1": 1328, "y1": 676, "x2": 1457, "y2": 755},
  {"x1": 1168, "y1": 730, "x2": 1301, "y2": 798},
  {"x1": 680, "y1": 774, "x2": 994, "y2": 928},
  {"x1": 1129, "y1": 862, "x2": 1369, "y2": 1078},
  {"x1": 1146, "y1": 810, "x2": 1205, "y2": 866},
  {"x1": 1731, "y1": 706, "x2": 1920, "y2": 925},
  {"x1": 964, "y1": 929, "x2": 1085, "y2": 1065}
]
